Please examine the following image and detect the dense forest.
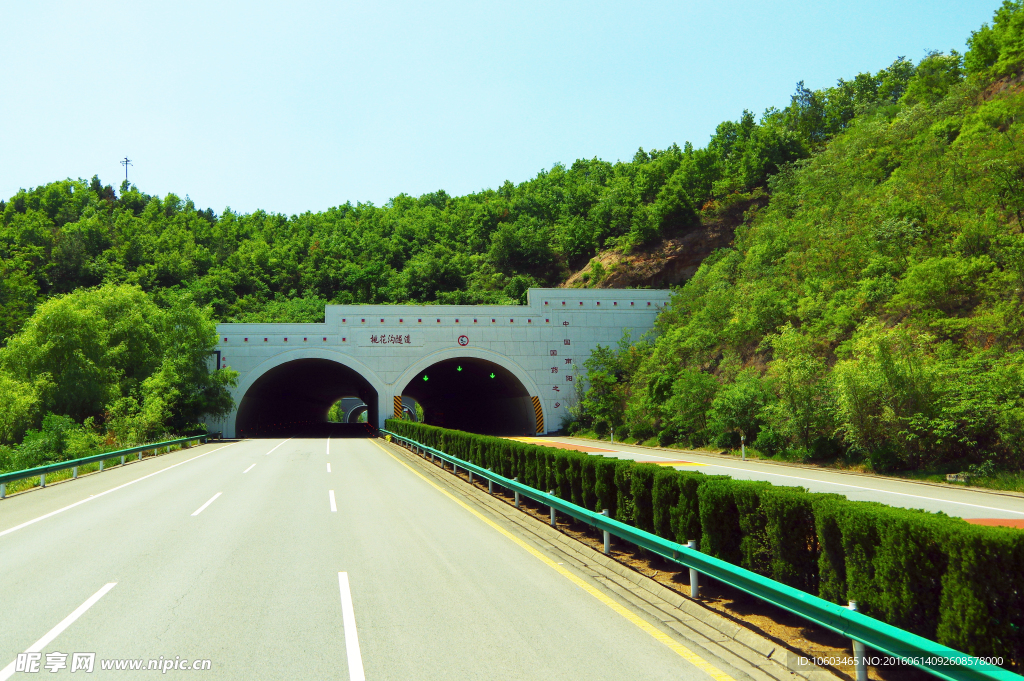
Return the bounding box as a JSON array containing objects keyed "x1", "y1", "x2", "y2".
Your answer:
[
  {"x1": 573, "y1": 1, "x2": 1024, "y2": 477},
  {"x1": 2, "y1": 1, "x2": 1023, "y2": 477}
]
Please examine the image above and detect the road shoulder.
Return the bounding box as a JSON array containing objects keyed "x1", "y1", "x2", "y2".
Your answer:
[{"x1": 377, "y1": 438, "x2": 839, "y2": 681}]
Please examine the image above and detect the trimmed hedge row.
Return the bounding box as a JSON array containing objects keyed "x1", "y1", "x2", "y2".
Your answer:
[{"x1": 385, "y1": 420, "x2": 1023, "y2": 669}]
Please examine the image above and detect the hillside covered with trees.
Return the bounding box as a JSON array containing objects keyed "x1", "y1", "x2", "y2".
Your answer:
[
  {"x1": 572, "y1": 1, "x2": 1024, "y2": 478},
  {"x1": 3, "y1": 1, "x2": 1024, "y2": 479}
]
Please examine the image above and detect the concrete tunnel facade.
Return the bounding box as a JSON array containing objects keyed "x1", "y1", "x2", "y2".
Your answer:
[{"x1": 205, "y1": 288, "x2": 671, "y2": 438}]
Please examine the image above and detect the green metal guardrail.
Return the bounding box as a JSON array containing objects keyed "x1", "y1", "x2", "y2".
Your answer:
[
  {"x1": 0, "y1": 434, "x2": 209, "y2": 497},
  {"x1": 381, "y1": 429, "x2": 1019, "y2": 681}
]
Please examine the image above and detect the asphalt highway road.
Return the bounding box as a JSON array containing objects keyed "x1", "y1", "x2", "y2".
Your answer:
[
  {"x1": 530, "y1": 436, "x2": 1024, "y2": 521},
  {"x1": 0, "y1": 438, "x2": 735, "y2": 680}
]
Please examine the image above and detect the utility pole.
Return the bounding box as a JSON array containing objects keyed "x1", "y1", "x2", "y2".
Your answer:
[{"x1": 120, "y1": 157, "x2": 132, "y2": 182}]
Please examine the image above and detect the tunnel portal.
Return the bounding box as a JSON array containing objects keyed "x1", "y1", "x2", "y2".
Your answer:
[
  {"x1": 209, "y1": 288, "x2": 673, "y2": 437},
  {"x1": 400, "y1": 357, "x2": 535, "y2": 435},
  {"x1": 235, "y1": 359, "x2": 378, "y2": 437}
]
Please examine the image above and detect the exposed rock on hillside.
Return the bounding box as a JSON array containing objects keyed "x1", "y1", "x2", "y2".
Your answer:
[{"x1": 563, "y1": 192, "x2": 766, "y2": 289}]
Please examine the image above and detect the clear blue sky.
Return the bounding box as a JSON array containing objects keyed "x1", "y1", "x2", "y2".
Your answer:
[{"x1": 0, "y1": 1, "x2": 998, "y2": 216}]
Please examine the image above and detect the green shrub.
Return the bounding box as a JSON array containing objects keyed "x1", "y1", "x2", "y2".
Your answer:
[
  {"x1": 812, "y1": 494, "x2": 849, "y2": 603},
  {"x1": 580, "y1": 454, "x2": 598, "y2": 511},
  {"x1": 733, "y1": 480, "x2": 774, "y2": 574},
  {"x1": 698, "y1": 479, "x2": 742, "y2": 564},
  {"x1": 840, "y1": 503, "x2": 950, "y2": 640},
  {"x1": 761, "y1": 488, "x2": 821, "y2": 591},
  {"x1": 652, "y1": 469, "x2": 681, "y2": 540},
  {"x1": 936, "y1": 523, "x2": 1024, "y2": 666},
  {"x1": 593, "y1": 457, "x2": 618, "y2": 515},
  {"x1": 512, "y1": 441, "x2": 526, "y2": 479},
  {"x1": 672, "y1": 472, "x2": 714, "y2": 545},
  {"x1": 538, "y1": 446, "x2": 557, "y2": 492},
  {"x1": 500, "y1": 439, "x2": 515, "y2": 478},
  {"x1": 528, "y1": 446, "x2": 544, "y2": 489},
  {"x1": 553, "y1": 450, "x2": 572, "y2": 499},
  {"x1": 567, "y1": 452, "x2": 585, "y2": 507},
  {"x1": 613, "y1": 459, "x2": 638, "y2": 524},
  {"x1": 629, "y1": 463, "x2": 661, "y2": 534}
]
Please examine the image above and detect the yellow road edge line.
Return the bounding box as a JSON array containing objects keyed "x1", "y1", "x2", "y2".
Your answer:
[{"x1": 370, "y1": 438, "x2": 734, "y2": 681}]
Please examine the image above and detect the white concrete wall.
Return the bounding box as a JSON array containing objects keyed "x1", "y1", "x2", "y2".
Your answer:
[{"x1": 207, "y1": 287, "x2": 672, "y2": 437}]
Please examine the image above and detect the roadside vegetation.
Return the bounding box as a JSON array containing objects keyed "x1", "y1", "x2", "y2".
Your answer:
[{"x1": 0, "y1": 284, "x2": 236, "y2": 472}]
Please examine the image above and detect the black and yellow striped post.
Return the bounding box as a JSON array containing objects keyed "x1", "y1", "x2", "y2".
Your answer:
[
  {"x1": 531, "y1": 396, "x2": 544, "y2": 434},
  {"x1": 394, "y1": 396, "x2": 403, "y2": 419}
]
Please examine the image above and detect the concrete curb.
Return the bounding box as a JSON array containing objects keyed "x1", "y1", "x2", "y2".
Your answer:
[{"x1": 382, "y1": 438, "x2": 844, "y2": 681}]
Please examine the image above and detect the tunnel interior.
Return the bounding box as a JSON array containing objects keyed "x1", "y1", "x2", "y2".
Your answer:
[
  {"x1": 400, "y1": 357, "x2": 535, "y2": 435},
  {"x1": 346, "y1": 404, "x2": 369, "y2": 423},
  {"x1": 236, "y1": 359, "x2": 378, "y2": 437}
]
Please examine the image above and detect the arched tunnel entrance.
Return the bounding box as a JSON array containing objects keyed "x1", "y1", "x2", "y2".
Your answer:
[
  {"x1": 236, "y1": 359, "x2": 378, "y2": 437},
  {"x1": 400, "y1": 357, "x2": 536, "y2": 435}
]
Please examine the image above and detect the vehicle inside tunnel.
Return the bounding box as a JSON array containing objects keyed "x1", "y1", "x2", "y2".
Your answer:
[
  {"x1": 235, "y1": 359, "x2": 378, "y2": 437},
  {"x1": 400, "y1": 357, "x2": 536, "y2": 435}
]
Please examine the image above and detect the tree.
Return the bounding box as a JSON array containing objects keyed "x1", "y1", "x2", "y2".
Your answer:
[{"x1": 0, "y1": 284, "x2": 235, "y2": 444}]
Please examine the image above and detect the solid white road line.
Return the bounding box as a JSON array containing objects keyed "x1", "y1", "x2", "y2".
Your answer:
[
  {"x1": 264, "y1": 438, "x2": 293, "y2": 456},
  {"x1": 0, "y1": 443, "x2": 238, "y2": 540},
  {"x1": 327, "y1": 463, "x2": 332, "y2": 473},
  {"x1": 0, "y1": 582, "x2": 116, "y2": 680},
  {"x1": 243, "y1": 463, "x2": 256, "y2": 474},
  {"x1": 572, "y1": 441, "x2": 1024, "y2": 516},
  {"x1": 191, "y1": 492, "x2": 222, "y2": 517},
  {"x1": 329, "y1": 490, "x2": 337, "y2": 512},
  {"x1": 337, "y1": 572, "x2": 365, "y2": 681}
]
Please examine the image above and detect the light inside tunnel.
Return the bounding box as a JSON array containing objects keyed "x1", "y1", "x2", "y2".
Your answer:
[
  {"x1": 400, "y1": 357, "x2": 535, "y2": 435},
  {"x1": 235, "y1": 359, "x2": 378, "y2": 437}
]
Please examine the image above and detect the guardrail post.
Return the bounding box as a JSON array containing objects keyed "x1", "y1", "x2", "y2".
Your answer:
[
  {"x1": 549, "y1": 491, "x2": 556, "y2": 526},
  {"x1": 0, "y1": 483, "x2": 5, "y2": 499},
  {"x1": 73, "y1": 466, "x2": 78, "y2": 479},
  {"x1": 602, "y1": 509, "x2": 610, "y2": 554},
  {"x1": 468, "y1": 470, "x2": 473, "y2": 483},
  {"x1": 99, "y1": 460, "x2": 104, "y2": 472},
  {"x1": 453, "y1": 462, "x2": 458, "y2": 474},
  {"x1": 686, "y1": 540, "x2": 700, "y2": 598},
  {"x1": 488, "y1": 470, "x2": 493, "y2": 495},
  {"x1": 139, "y1": 450, "x2": 143, "y2": 461},
  {"x1": 120, "y1": 455, "x2": 125, "y2": 466},
  {"x1": 40, "y1": 473, "x2": 46, "y2": 488},
  {"x1": 513, "y1": 478, "x2": 520, "y2": 508},
  {"x1": 848, "y1": 602, "x2": 868, "y2": 681}
]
